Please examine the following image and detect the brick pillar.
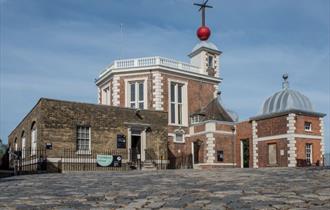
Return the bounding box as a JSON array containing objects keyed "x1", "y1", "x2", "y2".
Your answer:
[
  {"x1": 252, "y1": 120, "x2": 258, "y2": 168},
  {"x1": 286, "y1": 113, "x2": 296, "y2": 167}
]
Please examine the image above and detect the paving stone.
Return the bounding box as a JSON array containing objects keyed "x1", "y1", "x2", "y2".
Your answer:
[{"x1": 0, "y1": 168, "x2": 329, "y2": 209}]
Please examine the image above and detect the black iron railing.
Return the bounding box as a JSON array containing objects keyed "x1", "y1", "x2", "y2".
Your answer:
[{"x1": 61, "y1": 149, "x2": 129, "y2": 172}]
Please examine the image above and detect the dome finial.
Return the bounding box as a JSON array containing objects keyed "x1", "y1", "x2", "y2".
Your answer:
[{"x1": 282, "y1": 73, "x2": 289, "y2": 89}]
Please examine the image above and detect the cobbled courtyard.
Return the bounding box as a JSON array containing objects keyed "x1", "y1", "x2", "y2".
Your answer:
[{"x1": 0, "y1": 168, "x2": 330, "y2": 210}]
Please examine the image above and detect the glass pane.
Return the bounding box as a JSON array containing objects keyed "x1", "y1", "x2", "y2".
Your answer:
[
  {"x1": 171, "y1": 103, "x2": 175, "y2": 123},
  {"x1": 176, "y1": 134, "x2": 183, "y2": 142},
  {"x1": 170, "y1": 83, "x2": 175, "y2": 102},
  {"x1": 130, "y1": 103, "x2": 136, "y2": 108},
  {"x1": 139, "y1": 102, "x2": 144, "y2": 109},
  {"x1": 139, "y1": 82, "x2": 144, "y2": 101},
  {"x1": 178, "y1": 85, "x2": 182, "y2": 103},
  {"x1": 178, "y1": 104, "x2": 182, "y2": 124},
  {"x1": 130, "y1": 83, "x2": 135, "y2": 102},
  {"x1": 208, "y1": 56, "x2": 213, "y2": 67}
]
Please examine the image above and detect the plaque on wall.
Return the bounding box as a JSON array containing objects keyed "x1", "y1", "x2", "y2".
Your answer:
[
  {"x1": 117, "y1": 134, "x2": 126, "y2": 149},
  {"x1": 96, "y1": 155, "x2": 122, "y2": 167}
]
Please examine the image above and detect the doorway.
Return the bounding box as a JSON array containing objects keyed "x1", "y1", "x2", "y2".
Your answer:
[
  {"x1": 241, "y1": 140, "x2": 249, "y2": 168},
  {"x1": 193, "y1": 140, "x2": 202, "y2": 164},
  {"x1": 131, "y1": 135, "x2": 141, "y2": 162},
  {"x1": 268, "y1": 143, "x2": 277, "y2": 165}
]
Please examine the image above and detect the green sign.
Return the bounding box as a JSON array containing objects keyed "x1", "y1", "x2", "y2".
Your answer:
[{"x1": 96, "y1": 154, "x2": 113, "y2": 167}]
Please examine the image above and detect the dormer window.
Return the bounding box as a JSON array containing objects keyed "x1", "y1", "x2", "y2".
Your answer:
[
  {"x1": 304, "y1": 122, "x2": 312, "y2": 131},
  {"x1": 191, "y1": 114, "x2": 204, "y2": 124}
]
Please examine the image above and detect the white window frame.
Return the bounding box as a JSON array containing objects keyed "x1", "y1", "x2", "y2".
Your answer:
[
  {"x1": 101, "y1": 86, "x2": 111, "y2": 105},
  {"x1": 306, "y1": 143, "x2": 313, "y2": 164},
  {"x1": 191, "y1": 115, "x2": 201, "y2": 124},
  {"x1": 172, "y1": 128, "x2": 186, "y2": 144},
  {"x1": 21, "y1": 133, "x2": 26, "y2": 159},
  {"x1": 168, "y1": 79, "x2": 188, "y2": 126},
  {"x1": 14, "y1": 138, "x2": 18, "y2": 151},
  {"x1": 125, "y1": 77, "x2": 148, "y2": 109},
  {"x1": 304, "y1": 122, "x2": 312, "y2": 132},
  {"x1": 76, "y1": 126, "x2": 91, "y2": 153},
  {"x1": 31, "y1": 124, "x2": 37, "y2": 156}
]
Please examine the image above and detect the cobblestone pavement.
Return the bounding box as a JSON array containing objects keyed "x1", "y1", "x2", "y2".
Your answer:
[{"x1": 0, "y1": 168, "x2": 329, "y2": 210}]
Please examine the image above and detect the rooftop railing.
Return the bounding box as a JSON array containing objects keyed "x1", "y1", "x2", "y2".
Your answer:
[{"x1": 99, "y1": 56, "x2": 200, "y2": 78}]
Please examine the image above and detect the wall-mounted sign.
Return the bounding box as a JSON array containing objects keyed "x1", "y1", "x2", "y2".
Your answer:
[
  {"x1": 117, "y1": 134, "x2": 126, "y2": 149},
  {"x1": 96, "y1": 154, "x2": 122, "y2": 167}
]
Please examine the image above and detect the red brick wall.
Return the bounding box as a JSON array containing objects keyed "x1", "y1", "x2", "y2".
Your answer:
[
  {"x1": 216, "y1": 124, "x2": 232, "y2": 132},
  {"x1": 214, "y1": 133, "x2": 235, "y2": 164},
  {"x1": 161, "y1": 73, "x2": 216, "y2": 115},
  {"x1": 257, "y1": 115, "x2": 288, "y2": 137},
  {"x1": 117, "y1": 73, "x2": 153, "y2": 109},
  {"x1": 236, "y1": 121, "x2": 253, "y2": 168},
  {"x1": 187, "y1": 135, "x2": 207, "y2": 163},
  {"x1": 257, "y1": 139, "x2": 288, "y2": 167},
  {"x1": 194, "y1": 124, "x2": 205, "y2": 133},
  {"x1": 295, "y1": 138, "x2": 321, "y2": 165},
  {"x1": 295, "y1": 115, "x2": 321, "y2": 135},
  {"x1": 187, "y1": 80, "x2": 216, "y2": 114}
]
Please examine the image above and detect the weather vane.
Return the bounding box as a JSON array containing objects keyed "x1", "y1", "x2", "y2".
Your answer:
[{"x1": 194, "y1": 0, "x2": 213, "y2": 41}]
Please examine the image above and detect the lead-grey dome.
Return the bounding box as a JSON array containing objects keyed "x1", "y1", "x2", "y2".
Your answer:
[
  {"x1": 261, "y1": 74, "x2": 314, "y2": 115},
  {"x1": 191, "y1": 41, "x2": 219, "y2": 53}
]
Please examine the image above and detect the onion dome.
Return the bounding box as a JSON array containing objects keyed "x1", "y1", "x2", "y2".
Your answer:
[{"x1": 261, "y1": 74, "x2": 314, "y2": 115}]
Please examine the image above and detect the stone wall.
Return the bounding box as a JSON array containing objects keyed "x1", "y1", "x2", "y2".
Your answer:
[
  {"x1": 8, "y1": 98, "x2": 168, "y2": 162},
  {"x1": 8, "y1": 101, "x2": 42, "y2": 150}
]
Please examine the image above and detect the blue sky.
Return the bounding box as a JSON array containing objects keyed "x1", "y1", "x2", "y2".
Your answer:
[{"x1": 0, "y1": 0, "x2": 329, "y2": 152}]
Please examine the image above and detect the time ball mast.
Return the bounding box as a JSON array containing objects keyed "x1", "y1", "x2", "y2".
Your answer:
[{"x1": 194, "y1": 0, "x2": 213, "y2": 41}]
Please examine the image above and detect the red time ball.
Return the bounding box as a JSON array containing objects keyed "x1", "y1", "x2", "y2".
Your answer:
[{"x1": 197, "y1": 26, "x2": 211, "y2": 41}]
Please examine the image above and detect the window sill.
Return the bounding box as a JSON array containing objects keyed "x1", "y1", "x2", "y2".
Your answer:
[
  {"x1": 76, "y1": 150, "x2": 91, "y2": 155},
  {"x1": 168, "y1": 123, "x2": 188, "y2": 127},
  {"x1": 173, "y1": 141, "x2": 185, "y2": 144}
]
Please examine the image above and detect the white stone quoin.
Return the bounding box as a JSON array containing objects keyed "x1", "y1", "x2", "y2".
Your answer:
[
  {"x1": 252, "y1": 120, "x2": 258, "y2": 168},
  {"x1": 206, "y1": 133, "x2": 216, "y2": 163},
  {"x1": 286, "y1": 113, "x2": 297, "y2": 167},
  {"x1": 112, "y1": 75, "x2": 120, "y2": 106},
  {"x1": 320, "y1": 117, "x2": 325, "y2": 163},
  {"x1": 205, "y1": 122, "x2": 216, "y2": 163},
  {"x1": 152, "y1": 71, "x2": 164, "y2": 111}
]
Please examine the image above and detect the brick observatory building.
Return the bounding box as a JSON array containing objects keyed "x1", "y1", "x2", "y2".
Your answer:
[{"x1": 8, "y1": 2, "x2": 326, "y2": 170}]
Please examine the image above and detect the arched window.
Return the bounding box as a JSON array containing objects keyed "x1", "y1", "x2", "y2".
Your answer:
[
  {"x1": 14, "y1": 138, "x2": 18, "y2": 151},
  {"x1": 31, "y1": 122, "x2": 37, "y2": 155},
  {"x1": 21, "y1": 131, "x2": 26, "y2": 158}
]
